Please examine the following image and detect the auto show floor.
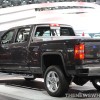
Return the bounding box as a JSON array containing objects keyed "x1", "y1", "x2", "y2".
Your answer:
[{"x1": 0, "y1": 73, "x2": 99, "y2": 100}]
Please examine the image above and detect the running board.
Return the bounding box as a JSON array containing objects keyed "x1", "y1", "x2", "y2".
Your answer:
[{"x1": 0, "y1": 72, "x2": 34, "y2": 78}]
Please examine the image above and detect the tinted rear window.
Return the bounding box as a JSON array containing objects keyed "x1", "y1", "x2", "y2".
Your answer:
[{"x1": 35, "y1": 26, "x2": 75, "y2": 37}]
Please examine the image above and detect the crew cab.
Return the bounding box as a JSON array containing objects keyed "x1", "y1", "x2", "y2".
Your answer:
[{"x1": 0, "y1": 23, "x2": 100, "y2": 97}]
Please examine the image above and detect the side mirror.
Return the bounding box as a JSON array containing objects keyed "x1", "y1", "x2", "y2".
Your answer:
[{"x1": 0, "y1": 31, "x2": 5, "y2": 45}]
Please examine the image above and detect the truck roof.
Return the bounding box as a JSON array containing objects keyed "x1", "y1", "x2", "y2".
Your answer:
[{"x1": 8, "y1": 23, "x2": 73, "y2": 30}]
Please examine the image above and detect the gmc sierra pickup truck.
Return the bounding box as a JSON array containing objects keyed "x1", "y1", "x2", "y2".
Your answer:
[{"x1": 0, "y1": 23, "x2": 100, "y2": 97}]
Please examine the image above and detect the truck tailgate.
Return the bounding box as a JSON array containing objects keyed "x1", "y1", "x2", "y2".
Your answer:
[
  {"x1": 75, "y1": 39, "x2": 100, "y2": 76},
  {"x1": 85, "y1": 40, "x2": 100, "y2": 58},
  {"x1": 84, "y1": 39, "x2": 100, "y2": 64}
]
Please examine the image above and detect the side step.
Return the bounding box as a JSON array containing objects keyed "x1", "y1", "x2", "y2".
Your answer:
[{"x1": 0, "y1": 72, "x2": 34, "y2": 78}]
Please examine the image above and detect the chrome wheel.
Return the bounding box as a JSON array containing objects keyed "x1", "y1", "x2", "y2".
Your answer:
[
  {"x1": 44, "y1": 66, "x2": 69, "y2": 97},
  {"x1": 95, "y1": 79, "x2": 100, "y2": 86},
  {"x1": 46, "y1": 71, "x2": 59, "y2": 93},
  {"x1": 92, "y1": 78, "x2": 100, "y2": 91}
]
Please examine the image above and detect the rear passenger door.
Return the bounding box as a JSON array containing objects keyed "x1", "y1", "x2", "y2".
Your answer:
[{"x1": 28, "y1": 25, "x2": 52, "y2": 73}]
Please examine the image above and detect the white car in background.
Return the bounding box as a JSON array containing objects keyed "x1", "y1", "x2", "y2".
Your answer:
[
  {"x1": 75, "y1": 28, "x2": 100, "y2": 39},
  {"x1": 75, "y1": 30, "x2": 100, "y2": 39},
  {"x1": 93, "y1": 33, "x2": 100, "y2": 39}
]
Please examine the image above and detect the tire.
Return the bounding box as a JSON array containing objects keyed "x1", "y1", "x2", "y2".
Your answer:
[
  {"x1": 44, "y1": 65, "x2": 69, "y2": 97},
  {"x1": 91, "y1": 78, "x2": 100, "y2": 91}
]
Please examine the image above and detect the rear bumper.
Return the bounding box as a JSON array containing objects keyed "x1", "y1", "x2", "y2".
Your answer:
[{"x1": 76, "y1": 64, "x2": 100, "y2": 76}]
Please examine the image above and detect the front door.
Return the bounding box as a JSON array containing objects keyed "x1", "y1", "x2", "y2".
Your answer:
[
  {"x1": 10, "y1": 26, "x2": 32, "y2": 71},
  {"x1": 0, "y1": 29, "x2": 15, "y2": 65}
]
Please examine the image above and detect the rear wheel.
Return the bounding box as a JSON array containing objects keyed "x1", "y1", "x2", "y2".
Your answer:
[
  {"x1": 91, "y1": 78, "x2": 100, "y2": 91},
  {"x1": 44, "y1": 65, "x2": 69, "y2": 97}
]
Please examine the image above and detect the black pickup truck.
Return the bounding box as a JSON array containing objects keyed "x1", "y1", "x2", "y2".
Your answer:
[{"x1": 0, "y1": 23, "x2": 100, "y2": 97}]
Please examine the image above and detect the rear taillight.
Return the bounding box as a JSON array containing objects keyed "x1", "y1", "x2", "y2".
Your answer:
[{"x1": 74, "y1": 43, "x2": 85, "y2": 60}]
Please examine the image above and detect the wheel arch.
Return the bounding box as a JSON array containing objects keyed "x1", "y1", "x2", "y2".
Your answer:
[{"x1": 41, "y1": 52, "x2": 67, "y2": 77}]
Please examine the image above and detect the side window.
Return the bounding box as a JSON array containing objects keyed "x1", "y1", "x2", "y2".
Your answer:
[
  {"x1": 60, "y1": 27, "x2": 75, "y2": 36},
  {"x1": 60, "y1": 29, "x2": 70, "y2": 36},
  {"x1": 15, "y1": 27, "x2": 31, "y2": 43},
  {"x1": 1, "y1": 29, "x2": 15, "y2": 44}
]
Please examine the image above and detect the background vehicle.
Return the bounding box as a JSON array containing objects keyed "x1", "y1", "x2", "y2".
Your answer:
[
  {"x1": 93, "y1": 33, "x2": 100, "y2": 39},
  {"x1": 75, "y1": 29, "x2": 100, "y2": 38}
]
